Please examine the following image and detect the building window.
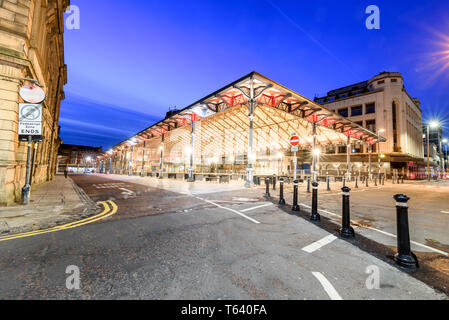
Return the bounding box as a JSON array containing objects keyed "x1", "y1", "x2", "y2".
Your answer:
[
  {"x1": 327, "y1": 96, "x2": 336, "y2": 102},
  {"x1": 366, "y1": 119, "x2": 376, "y2": 132},
  {"x1": 391, "y1": 79, "x2": 397, "y2": 83},
  {"x1": 352, "y1": 147, "x2": 362, "y2": 153},
  {"x1": 351, "y1": 105, "x2": 363, "y2": 116},
  {"x1": 366, "y1": 103, "x2": 375, "y2": 114},
  {"x1": 316, "y1": 99, "x2": 324, "y2": 104},
  {"x1": 355, "y1": 121, "x2": 363, "y2": 126},
  {"x1": 377, "y1": 80, "x2": 385, "y2": 85},
  {"x1": 339, "y1": 93, "x2": 348, "y2": 99},
  {"x1": 338, "y1": 108, "x2": 348, "y2": 117},
  {"x1": 338, "y1": 146, "x2": 347, "y2": 154}
]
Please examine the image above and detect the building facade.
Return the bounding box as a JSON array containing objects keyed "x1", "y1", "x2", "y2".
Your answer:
[
  {"x1": 0, "y1": 0, "x2": 69, "y2": 205},
  {"x1": 57, "y1": 144, "x2": 103, "y2": 174},
  {"x1": 314, "y1": 72, "x2": 426, "y2": 179}
]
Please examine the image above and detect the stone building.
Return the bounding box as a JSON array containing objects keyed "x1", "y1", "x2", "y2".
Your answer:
[
  {"x1": 0, "y1": 0, "x2": 69, "y2": 205},
  {"x1": 314, "y1": 72, "x2": 426, "y2": 179},
  {"x1": 57, "y1": 144, "x2": 102, "y2": 174}
]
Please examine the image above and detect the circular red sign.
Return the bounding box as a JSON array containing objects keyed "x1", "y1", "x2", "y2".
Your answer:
[{"x1": 290, "y1": 136, "x2": 300, "y2": 146}]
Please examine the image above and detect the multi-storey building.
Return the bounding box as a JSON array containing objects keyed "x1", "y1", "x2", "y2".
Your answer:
[
  {"x1": 0, "y1": 0, "x2": 69, "y2": 204},
  {"x1": 57, "y1": 144, "x2": 103, "y2": 174},
  {"x1": 314, "y1": 72, "x2": 426, "y2": 179}
]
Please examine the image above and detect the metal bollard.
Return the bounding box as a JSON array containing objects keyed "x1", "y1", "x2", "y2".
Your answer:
[
  {"x1": 365, "y1": 176, "x2": 369, "y2": 187},
  {"x1": 340, "y1": 186, "x2": 355, "y2": 238},
  {"x1": 311, "y1": 182, "x2": 320, "y2": 221},
  {"x1": 292, "y1": 180, "x2": 300, "y2": 211},
  {"x1": 279, "y1": 178, "x2": 286, "y2": 205},
  {"x1": 374, "y1": 177, "x2": 377, "y2": 186},
  {"x1": 382, "y1": 176, "x2": 385, "y2": 186},
  {"x1": 273, "y1": 174, "x2": 277, "y2": 190},
  {"x1": 397, "y1": 176, "x2": 400, "y2": 184},
  {"x1": 355, "y1": 176, "x2": 359, "y2": 188},
  {"x1": 327, "y1": 176, "x2": 331, "y2": 191},
  {"x1": 265, "y1": 178, "x2": 271, "y2": 198},
  {"x1": 401, "y1": 176, "x2": 404, "y2": 184},
  {"x1": 307, "y1": 177, "x2": 311, "y2": 193},
  {"x1": 393, "y1": 194, "x2": 419, "y2": 269}
]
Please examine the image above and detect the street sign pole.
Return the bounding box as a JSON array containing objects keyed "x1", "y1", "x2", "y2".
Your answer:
[
  {"x1": 290, "y1": 134, "x2": 300, "y2": 181},
  {"x1": 21, "y1": 136, "x2": 32, "y2": 205}
]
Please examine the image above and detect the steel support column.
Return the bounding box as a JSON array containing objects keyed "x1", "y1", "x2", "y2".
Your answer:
[
  {"x1": 245, "y1": 79, "x2": 255, "y2": 188},
  {"x1": 159, "y1": 134, "x2": 165, "y2": 179},
  {"x1": 312, "y1": 122, "x2": 317, "y2": 182},
  {"x1": 188, "y1": 121, "x2": 196, "y2": 182},
  {"x1": 346, "y1": 135, "x2": 351, "y2": 181},
  {"x1": 368, "y1": 144, "x2": 372, "y2": 180}
]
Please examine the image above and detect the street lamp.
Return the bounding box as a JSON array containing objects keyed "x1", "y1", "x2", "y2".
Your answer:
[
  {"x1": 377, "y1": 129, "x2": 385, "y2": 179},
  {"x1": 426, "y1": 121, "x2": 440, "y2": 181},
  {"x1": 442, "y1": 138, "x2": 448, "y2": 177}
]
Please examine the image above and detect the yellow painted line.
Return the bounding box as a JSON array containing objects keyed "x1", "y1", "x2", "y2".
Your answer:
[{"x1": 0, "y1": 201, "x2": 118, "y2": 242}]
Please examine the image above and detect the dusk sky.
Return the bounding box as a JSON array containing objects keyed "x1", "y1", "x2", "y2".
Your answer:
[{"x1": 60, "y1": 0, "x2": 449, "y2": 150}]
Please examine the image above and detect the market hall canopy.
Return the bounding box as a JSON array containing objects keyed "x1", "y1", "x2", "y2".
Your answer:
[{"x1": 106, "y1": 71, "x2": 386, "y2": 153}]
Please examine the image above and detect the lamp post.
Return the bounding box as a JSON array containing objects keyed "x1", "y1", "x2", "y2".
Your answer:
[
  {"x1": 443, "y1": 138, "x2": 448, "y2": 177},
  {"x1": 426, "y1": 121, "x2": 440, "y2": 181},
  {"x1": 377, "y1": 129, "x2": 385, "y2": 179}
]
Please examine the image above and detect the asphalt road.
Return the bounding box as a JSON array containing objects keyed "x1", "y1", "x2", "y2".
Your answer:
[{"x1": 0, "y1": 174, "x2": 445, "y2": 300}]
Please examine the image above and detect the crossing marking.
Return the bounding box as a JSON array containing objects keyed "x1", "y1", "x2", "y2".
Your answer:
[
  {"x1": 240, "y1": 203, "x2": 273, "y2": 213},
  {"x1": 0, "y1": 201, "x2": 118, "y2": 242},
  {"x1": 312, "y1": 272, "x2": 343, "y2": 300},
  {"x1": 302, "y1": 235, "x2": 337, "y2": 253},
  {"x1": 200, "y1": 198, "x2": 261, "y2": 224}
]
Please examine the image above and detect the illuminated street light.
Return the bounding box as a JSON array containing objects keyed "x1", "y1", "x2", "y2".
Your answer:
[
  {"x1": 313, "y1": 149, "x2": 321, "y2": 156},
  {"x1": 426, "y1": 120, "x2": 441, "y2": 181}
]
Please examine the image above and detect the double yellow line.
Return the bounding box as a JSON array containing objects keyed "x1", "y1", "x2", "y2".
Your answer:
[{"x1": 0, "y1": 200, "x2": 118, "y2": 242}]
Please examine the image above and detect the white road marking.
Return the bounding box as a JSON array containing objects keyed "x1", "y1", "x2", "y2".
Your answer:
[
  {"x1": 303, "y1": 205, "x2": 448, "y2": 256},
  {"x1": 302, "y1": 235, "x2": 338, "y2": 253},
  {"x1": 312, "y1": 272, "x2": 343, "y2": 300},
  {"x1": 364, "y1": 227, "x2": 449, "y2": 256},
  {"x1": 240, "y1": 203, "x2": 273, "y2": 212},
  {"x1": 441, "y1": 211, "x2": 449, "y2": 214},
  {"x1": 201, "y1": 199, "x2": 261, "y2": 224}
]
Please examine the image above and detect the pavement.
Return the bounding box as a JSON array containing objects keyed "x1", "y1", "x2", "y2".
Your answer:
[
  {"x1": 0, "y1": 174, "x2": 98, "y2": 235},
  {"x1": 0, "y1": 173, "x2": 446, "y2": 300}
]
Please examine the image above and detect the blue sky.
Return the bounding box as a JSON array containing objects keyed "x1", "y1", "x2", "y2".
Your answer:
[{"x1": 60, "y1": 0, "x2": 449, "y2": 150}]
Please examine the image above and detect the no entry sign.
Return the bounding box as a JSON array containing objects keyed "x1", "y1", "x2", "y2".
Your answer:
[{"x1": 290, "y1": 135, "x2": 300, "y2": 146}]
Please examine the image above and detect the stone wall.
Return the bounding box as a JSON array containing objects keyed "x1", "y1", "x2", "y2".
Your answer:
[{"x1": 0, "y1": 0, "x2": 69, "y2": 205}]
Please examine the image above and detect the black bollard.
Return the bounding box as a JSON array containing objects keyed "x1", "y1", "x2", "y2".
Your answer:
[
  {"x1": 327, "y1": 176, "x2": 331, "y2": 191},
  {"x1": 355, "y1": 176, "x2": 359, "y2": 188},
  {"x1": 307, "y1": 177, "x2": 311, "y2": 193},
  {"x1": 365, "y1": 176, "x2": 369, "y2": 187},
  {"x1": 340, "y1": 186, "x2": 355, "y2": 238},
  {"x1": 279, "y1": 178, "x2": 286, "y2": 205},
  {"x1": 311, "y1": 182, "x2": 320, "y2": 221},
  {"x1": 292, "y1": 180, "x2": 300, "y2": 211},
  {"x1": 382, "y1": 176, "x2": 385, "y2": 186},
  {"x1": 374, "y1": 177, "x2": 377, "y2": 186},
  {"x1": 393, "y1": 194, "x2": 419, "y2": 269},
  {"x1": 265, "y1": 178, "x2": 271, "y2": 198},
  {"x1": 273, "y1": 174, "x2": 277, "y2": 190}
]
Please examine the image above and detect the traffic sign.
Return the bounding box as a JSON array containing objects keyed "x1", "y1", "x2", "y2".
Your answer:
[
  {"x1": 290, "y1": 135, "x2": 300, "y2": 146},
  {"x1": 18, "y1": 103, "x2": 42, "y2": 136},
  {"x1": 19, "y1": 84, "x2": 46, "y2": 104},
  {"x1": 291, "y1": 146, "x2": 299, "y2": 152}
]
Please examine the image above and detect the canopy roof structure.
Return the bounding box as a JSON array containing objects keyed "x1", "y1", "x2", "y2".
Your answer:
[{"x1": 105, "y1": 72, "x2": 386, "y2": 154}]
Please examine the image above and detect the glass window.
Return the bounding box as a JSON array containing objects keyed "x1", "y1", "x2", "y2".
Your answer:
[
  {"x1": 377, "y1": 80, "x2": 385, "y2": 85},
  {"x1": 366, "y1": 119, "x2": 376, "y2": 132},
  {"x1": 338, "y1": 108, "x2": 348, "y2": 117},
  {"x1": 366, "y1": 103, "x2": 375, "y2": 114},
  {"x1": 351, "y1": 105, "x2": 363, "y2": 116},
  {"x1": 338, "y1": 146, "x2": 347, "y2": 154}
]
